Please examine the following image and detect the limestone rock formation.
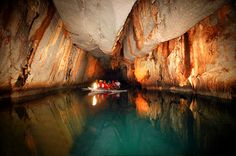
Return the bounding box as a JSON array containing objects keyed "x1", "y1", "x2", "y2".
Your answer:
[
  {"x1": 123, "y1": 0, "x2": 225, "y2": 60},
  {"x1": 53, "y1": 0, "x2": 136, "y2": 54},
  {"x1": 133, "y1": 4, "x2": 236, "y2": 98},
  {"x1": 0, "y1": 0, "x2": 104, "y2": 97},
  {"x1": 0, "y1": 0, "x2": 235, "y2": 99}
]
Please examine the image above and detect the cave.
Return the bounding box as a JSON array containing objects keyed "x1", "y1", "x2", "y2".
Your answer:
[{"x1": 0, "y1": 0, "x2": 236, "y2": 155}]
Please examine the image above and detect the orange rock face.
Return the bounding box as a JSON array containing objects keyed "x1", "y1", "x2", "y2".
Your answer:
[
  {"x1": 133, "y1": 5, "x2": 236, "y2": 98},
  {"x1": 0, "y1": 0, "x2": 104, "y2": 97},
  {"x1": 123, "y1": 0, "x2": 225, "y2": 60}
]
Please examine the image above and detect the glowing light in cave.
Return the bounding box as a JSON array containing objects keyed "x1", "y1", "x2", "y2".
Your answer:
[
  {"x1": 92, "y1": 96, "x2": 97, "y2": 106},
  {"x1": 93, "y1": 82, "x2": 98, "y2": 89}
]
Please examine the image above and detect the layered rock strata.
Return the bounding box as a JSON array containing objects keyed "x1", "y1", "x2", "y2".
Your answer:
[
  {"x1": 123, "y1": 0, "x2": 225, "y2": 60},
  {"x1": 132, "y1": 4, "x2": 236, "y2": 98},
  {"x1": 0, "y1": 0, "x2": 104, "y2": 97},
  {"x1": 0, "y1": 0, "x2": 235, "y2": 99}
]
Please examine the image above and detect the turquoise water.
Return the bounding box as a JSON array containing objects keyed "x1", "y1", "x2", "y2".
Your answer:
[{"x1": 0, "y1": 89, "x2": 235, "y2": 156}]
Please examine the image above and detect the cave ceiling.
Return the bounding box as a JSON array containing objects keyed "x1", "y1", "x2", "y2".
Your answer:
[{"x1": 53, "y1": 0, "x2": 225, "y2": 59}]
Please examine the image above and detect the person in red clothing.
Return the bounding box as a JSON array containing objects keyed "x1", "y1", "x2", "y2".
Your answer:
[
  {"x1": 111, "y1": 80, "x2": 116, "y2": 89},
  {"x1": 101, "y1": 80, "x2": 105, "y2": 89},
  {"x1": 104, "y1": 80, "x2": 109, "y2": 89},
  {"x1": 98, "y1": 80, "x2": 103, "y2": 88},
  {"x1": 107, "y1": 81, "x2": 111, "y2": 89},
  {"x1": 110, "y1": 80, "x2": 120, "y2": 89}
]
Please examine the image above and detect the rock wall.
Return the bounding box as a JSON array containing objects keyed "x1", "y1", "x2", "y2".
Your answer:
[
  {"x1": 132, "y1": 4, "x2": 236, "y2": 98},
  {"x1": 123, "y1": 0, "x2": 225, "y2": 60},
  {"x1": 0, "y1": 0, "x2": 235, "y2": 99},
  {"x1": 0, "y1": 0, "x2": 104, "y2": 97}
]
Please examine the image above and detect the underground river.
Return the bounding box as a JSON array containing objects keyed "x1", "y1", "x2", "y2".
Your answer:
[{"x1": 0, "y1": 89, "x2": 235, "y2": 156}]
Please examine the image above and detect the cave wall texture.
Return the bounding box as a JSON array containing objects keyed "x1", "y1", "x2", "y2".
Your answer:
[
  {"x1": 0, "y1": 0, "x2": 104, "y2": 97},
  {"x1": 53, "y1": 0, "x2": 136, "y2": 54},
  {"x1": 123, "y1": 0, "x2": 225, "y2": 60},
  {"x1": 132, "y1": 2, "x2": 236, "y2": 98},
  {"x1": 0, "y1": 0, "x2": 235, "y2": 99}
]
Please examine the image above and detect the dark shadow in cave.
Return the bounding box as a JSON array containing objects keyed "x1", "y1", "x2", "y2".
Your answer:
[{"x1": 99, "y1": 68, "x2": 141, "y2": 90}]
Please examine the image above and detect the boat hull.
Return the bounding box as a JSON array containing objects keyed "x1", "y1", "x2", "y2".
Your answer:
[{"x1": 87, "y1": 87, "x2": 127, "y2": 93}]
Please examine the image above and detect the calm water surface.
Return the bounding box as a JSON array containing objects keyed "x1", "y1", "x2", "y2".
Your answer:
[{"x1": 0, "y1": 89, "x2": 235, "y2": 156}]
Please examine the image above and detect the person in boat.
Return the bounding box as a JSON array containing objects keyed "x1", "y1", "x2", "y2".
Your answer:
[
  {"x1": 110, "y1": 80, "x2": 120, "y2": 89},
  {"x1": 94, "y1": 79, "x2": 99, "y2": 89},
  {"x1": 107, "y1": 81, "x2": 111, "y2": 89},
  {"x1": 104, "y1": 80, "x2": 108, "y2": 89},
  {"x1": 96, "y1": 80, "x2": 120, "y2": 90},
  {"x1": 98, "y1": 80, "x2": 104, "y2": 89},
  {"x1": 111, "y1": 80, "x2": 116, "y2": 89},
  {"x1": 103, "y1": 80, "x2": 113, "y2": 90},
  {"x1": 115, "y1": 80, "x2": 121, "y2": 89}
]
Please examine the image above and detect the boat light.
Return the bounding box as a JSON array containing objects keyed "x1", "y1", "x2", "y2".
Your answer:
[{"x1": 93, "y1": 82, "x2": 98, "y2": 89}]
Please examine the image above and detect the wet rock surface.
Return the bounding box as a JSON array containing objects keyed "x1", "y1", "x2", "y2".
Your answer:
[
  {"x1": 0, "y1": 0, "x2": 235, "y2": 99},
  {"x1": 132, "y1": 4, "x2": 236, "y2": 98},
  {"x1": 0, "y1": 0, "x2": 104, "y2": 98},
  {"x1": 123, "y1": 0, "x2": 225, "y2": 59}
]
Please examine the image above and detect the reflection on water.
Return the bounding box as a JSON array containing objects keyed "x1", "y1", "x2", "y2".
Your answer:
[
  {"x1": 0, "y1": 90, "x2": 235, "y2": 156},
  {"x1": 92, "y1": 96, "x2": 97, "y2": 106},
  {"x1": 0, "y1": 91, "x2": 87, "y2": 156}
]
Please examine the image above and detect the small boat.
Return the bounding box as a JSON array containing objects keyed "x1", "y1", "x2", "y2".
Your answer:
[{"x1": 87, "y1": 87, "x2": 127, "y2": 93}]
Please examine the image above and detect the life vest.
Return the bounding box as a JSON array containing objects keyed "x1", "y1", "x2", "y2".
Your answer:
[
  {"x1": 101, "y1": 82, "x2": 105, "y2": 88},
  {"x1": 104, "y1": 83, "x2": 109, "y2": 89},
  {"x1": 98, "y1": 82, "x2": 103, "y2": 88}
]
